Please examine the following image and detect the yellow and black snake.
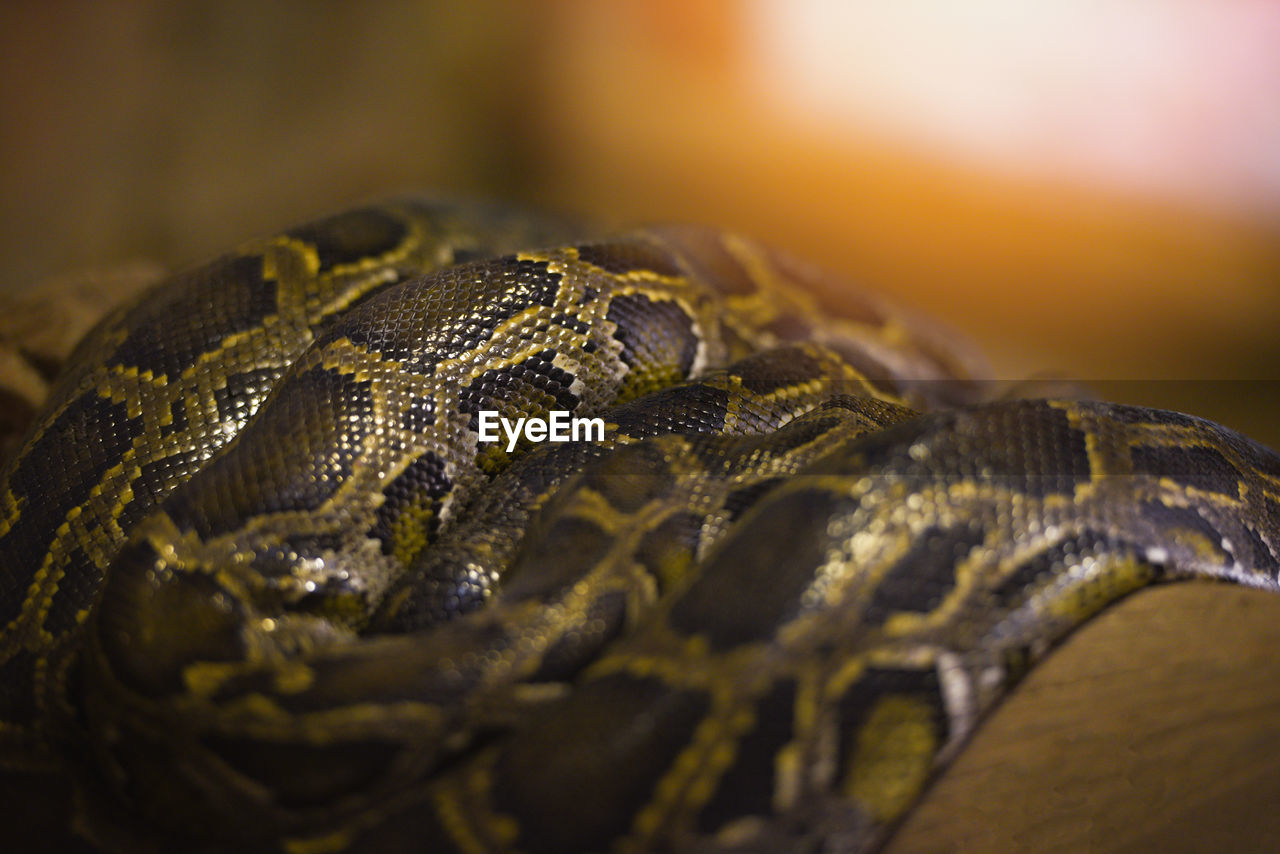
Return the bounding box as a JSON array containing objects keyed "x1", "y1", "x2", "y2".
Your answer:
[{"x1": 1, "y1": 198, "x2": 1278, "y2": 853}]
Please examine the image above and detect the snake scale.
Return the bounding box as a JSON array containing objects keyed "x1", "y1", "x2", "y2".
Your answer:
[{"x1": 1, "y1": 198, "x2": 1278, "y2": 853}]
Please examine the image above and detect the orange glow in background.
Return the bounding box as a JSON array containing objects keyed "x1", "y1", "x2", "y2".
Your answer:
[
  {"x1": 749, "y1": 1, "x2": 1280, "y2": 215},
  {"x1": 525, "y1": 0, "x2": 1280, "y2": 444}
]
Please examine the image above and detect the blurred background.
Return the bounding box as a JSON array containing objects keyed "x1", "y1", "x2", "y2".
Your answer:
[{"x1": 1, "y1": 0, "x2": 1277, "y2": 442}]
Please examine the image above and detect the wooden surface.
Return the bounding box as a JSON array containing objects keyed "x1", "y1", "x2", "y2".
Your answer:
[{"x1": 885, "y1": 583, "x2": 1280, "y2": 853}]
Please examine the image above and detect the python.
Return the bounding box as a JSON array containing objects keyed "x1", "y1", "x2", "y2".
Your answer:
[{"x1": 1, "y1": 198, "x2": 1277, "y2": 854}]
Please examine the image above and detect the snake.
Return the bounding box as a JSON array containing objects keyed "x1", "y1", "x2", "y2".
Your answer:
[{"x1": 1, "y1": 198, "x2": 1278, "y2": 853}]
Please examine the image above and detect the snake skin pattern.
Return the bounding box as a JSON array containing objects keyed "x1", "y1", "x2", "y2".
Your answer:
[{"x1": 1, "y1": 199, "x2": 1278, "y2": 853}]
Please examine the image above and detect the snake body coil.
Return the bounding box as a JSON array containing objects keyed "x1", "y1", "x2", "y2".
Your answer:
[{"x1": 1, "y1": 200, "x2": 1278, "y2": 853}]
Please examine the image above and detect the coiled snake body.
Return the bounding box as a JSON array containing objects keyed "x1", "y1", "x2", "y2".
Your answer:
[{"x1": 1, "y1": 200, "x2": 1278, "y2": 852}]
